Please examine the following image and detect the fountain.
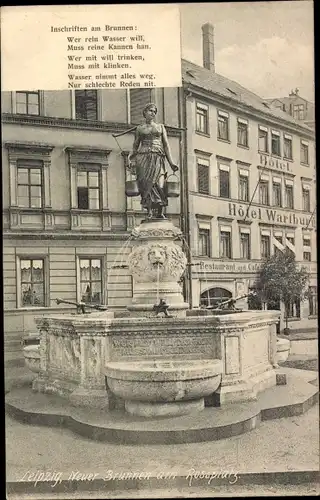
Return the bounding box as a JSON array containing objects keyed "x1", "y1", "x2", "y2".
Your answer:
[{"x1": 7, "y1": 103, "x2": 317, "y2": 444}]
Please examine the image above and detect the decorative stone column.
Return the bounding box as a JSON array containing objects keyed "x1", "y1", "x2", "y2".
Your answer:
[{"x1": 127, "y1": 219, "x2": 189, "y2": 317}]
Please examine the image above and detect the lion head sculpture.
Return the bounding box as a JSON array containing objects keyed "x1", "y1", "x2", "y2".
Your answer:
[{"x1": 128, "y1": 243, "x2": 187, "y2": 283}]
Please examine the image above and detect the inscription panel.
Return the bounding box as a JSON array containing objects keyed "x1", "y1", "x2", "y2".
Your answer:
[{"x1": 110, "y1": 333, "x2": 219, "y2": 360}]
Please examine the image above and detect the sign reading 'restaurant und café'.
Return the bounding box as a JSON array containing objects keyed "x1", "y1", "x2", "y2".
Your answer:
[
  {"x1": 228, "y1": 203, "x2": 316, "y2": 228},
  {"x1": 194, "y1": 260, "x2": 317, "y2": 274}
]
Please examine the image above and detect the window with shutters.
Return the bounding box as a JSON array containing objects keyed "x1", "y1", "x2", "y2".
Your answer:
[
  {"x1": 240, "y1": 231, "x2": 251, "y2": 259},
  {"x1": 285, "y1": 183, "x2": 294, "y2": 209},
  {"x1": 220, "y1": 229, "x2": 232, "y2": 258},
  {"x1": 197, "y1": 157, "x2": 210, "y2": 195},
  {"x1": 198, "y1": 229, "x2": 210, "y2": 257},
  {"x1": 272, "y1": 179, "x2": 282, "y2": 207},
  {"x1": 217, "y1": 111, "x2": 229, "y2": 141},
  {"x1": 271, "y1": 131, "x2": 281, "y2": 156},
  {"x1": 75, "y1": 90, "x2": 98, "y2": 120},
  {"x1": 130, "y1": 89, "x2": 152, "y2": 124},
  {"x1": 302, "y1": 187, "x2": 311, "y2": 211},
  {"x1": 283, "y1": 135, "x2": 293, "y2": 159},
  {"x1": 258, "y1": 126, "x2": 268, "y2": 152},
  {"x1": 259, "y1": 180, "x2": 269, "y2": 205},
  {"x1": 261, "y1": 234, "x2": 270, "y2": 259},
  {"x1": 237, "y1": 119, "x2": 248, "y2": 147},
  {"x1": 196, "y1": 102, "x2": 209, "y2": 135},
  {"x1": 300, "y1": 141, "x2": 309, "y2": 165},
  {"x1": 219, "y1": 165, "x2": 230, "y2": 198},
  {"x1": 238, "y1": 171, "x2": 249, "y2": 201}
]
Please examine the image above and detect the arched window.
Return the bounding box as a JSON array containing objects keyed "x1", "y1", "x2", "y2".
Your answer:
[{"x1": 200, "y1": 287, "x2": 232, "y2": 308}]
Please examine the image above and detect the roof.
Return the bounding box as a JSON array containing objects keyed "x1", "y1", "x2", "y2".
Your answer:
[{"x1": 182, "y1": 59, "x2": 314, "y2": 133}]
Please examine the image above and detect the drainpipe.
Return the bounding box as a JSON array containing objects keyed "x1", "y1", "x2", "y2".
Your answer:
[{"x1": 178, "y1": 84, "x2": 193, "y2": 308}]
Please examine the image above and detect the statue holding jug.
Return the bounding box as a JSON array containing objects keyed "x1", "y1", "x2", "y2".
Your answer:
[{"x1": 128, "y1": 103, "x2": 179, "y2": 219}]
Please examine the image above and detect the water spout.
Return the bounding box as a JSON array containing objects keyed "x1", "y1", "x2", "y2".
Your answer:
[{"x1": 156, "y1": 263, "x2": 160, "y2": 304}]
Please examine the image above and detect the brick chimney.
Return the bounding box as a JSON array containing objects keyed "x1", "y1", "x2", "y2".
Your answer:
[{"x1": 202, "y1": 23, "x2": 215, "y2": 72}]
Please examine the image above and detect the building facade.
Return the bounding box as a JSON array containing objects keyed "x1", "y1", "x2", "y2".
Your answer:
[
  {"x1": 2, "y1": 87, "x2": 182, "y2": 362},
  {"x1": 180, "y1": 25, "x2": 317, "y2": 332}
]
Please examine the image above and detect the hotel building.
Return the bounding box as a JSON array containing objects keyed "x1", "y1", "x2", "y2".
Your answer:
[{"x1": 181, "y1": 24, "x2": 317, "y2": 332}]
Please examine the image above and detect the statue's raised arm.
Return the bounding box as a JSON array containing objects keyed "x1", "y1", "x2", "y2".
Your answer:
[{"x1": 129, "y1": 103, "x2": 179, "y2": 219}]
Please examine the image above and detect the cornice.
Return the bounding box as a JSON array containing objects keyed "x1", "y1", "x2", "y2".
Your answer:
[{"x1": 1, "y1": 114, "x2": 182, "y2": 138}]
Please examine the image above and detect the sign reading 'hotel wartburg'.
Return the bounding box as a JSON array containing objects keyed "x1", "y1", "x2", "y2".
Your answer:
[{"x1": 228, "y1": 203, "x2": 316, "y2": 228}]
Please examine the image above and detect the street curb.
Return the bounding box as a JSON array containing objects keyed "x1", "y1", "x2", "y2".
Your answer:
[{"x1": 6, "y1": 470, "x2": 320, "y2": 495}]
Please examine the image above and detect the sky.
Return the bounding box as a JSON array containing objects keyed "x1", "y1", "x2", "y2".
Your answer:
[{"x1": 179, "y1": 1, "x2": 314, "y2": 102}]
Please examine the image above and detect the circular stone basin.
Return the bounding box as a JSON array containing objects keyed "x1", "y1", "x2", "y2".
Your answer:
[
  {"x1": 105, "y1": 359, "x2": 222, "y2": 417},
  {"x1": 276, "y1": 338, "x2": 291, "y2": 364},
  {"x1": 23, "y1": 345, "x2": 41, "y2": 373}
]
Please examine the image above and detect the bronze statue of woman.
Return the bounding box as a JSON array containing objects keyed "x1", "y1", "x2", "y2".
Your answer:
[{"x1": 129, "y1": 103, "x2": 178, "y2": 219}]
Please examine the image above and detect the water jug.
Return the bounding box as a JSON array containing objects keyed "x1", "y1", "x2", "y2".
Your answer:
[
  {"x1": 125, "y1": 179, "x2": 139, "y2": 197},
  {"x1": 166, "y1": 174, "x2": 180, "y2": 198}
]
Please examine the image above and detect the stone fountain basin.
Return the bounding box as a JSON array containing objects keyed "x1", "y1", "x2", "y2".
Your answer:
[
  {"x1": 23, "y1": 345, "x2": 41, "y2": 373},
  {"x1": 105, "y1": 359, "x2": 222, "y2": 403}
]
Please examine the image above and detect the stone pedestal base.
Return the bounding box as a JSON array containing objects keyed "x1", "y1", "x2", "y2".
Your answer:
[
  {"x1": 213, "y1": 369, "x2": 276, "y2": 406},
  {"x1": 69, "y1": 387, "x2": 109, "y2": 409},
  {"x1": 125, "y1": 398, "x2": 204, "y2": 417}
]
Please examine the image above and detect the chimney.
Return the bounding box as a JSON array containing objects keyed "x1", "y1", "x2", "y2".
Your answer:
[{"x1": 202, "y1": 23, "x2": 215, "y2": 72}]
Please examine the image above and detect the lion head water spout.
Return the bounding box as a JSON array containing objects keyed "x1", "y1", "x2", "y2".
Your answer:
[{"x1": 127, "y1": 218, "x2": 189, "y2": 317}]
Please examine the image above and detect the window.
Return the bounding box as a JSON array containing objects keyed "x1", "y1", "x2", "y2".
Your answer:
[
  {"x1": 300, "y1": 141, "x2": 309, "y2": 164},
  {"x1": 303, "y1": 251, "x2": 311, "y2": 261},
  {"x1": 198, "y1": 228, "x2": 210, "y2": 257},
  {"x1": 79, "y1": 258, "x2": 103, "y2": 304},
  {"x1": 283, "y1": 134, "x2": 293, "y2": 159},
  {"x1": 238, "y1": 170, "x2": 249, "y2": 201},
  {"x1": 302, "y1": 185, "x2": 311, "y2": 212},
  {"x1": 259, "y1": 179, "x2": 269, "y2": 205},
  {"x1": 309, "y1": 286, "x2": 318, "y2": 316},
  {"x1": 20, "y1": 259, "x2": 45, "y2": 306},
  {"x1": 261, "y1": 234, "x2": 270, "y2": 259},
  {"x1": 129, "y1": 89, "x2": 152, "y2": 124},
  {"x1": 258, "y1": 126, "x2": 268, "y2": 152},
  {"x1": 237, "y1": 118, "x2": 248, "y2": 147},
  {"x1": 285, "y1": 233, "x2": 295, "y2": 256},
  {"x1": 240, "y1": 230, "x2": 251, "y2": 259},
  {"x1": 303, "y1": 234, "x2": 311, "y2": 261},
  {"x1": 17, "y1": 163, "x2": 43, "y2": 208},
  {"x1": 196, "y1": 103, "x2": 209, "y2": 134},
  {"x1": 285, "y1": 181, "x2": 294, "y2": 209},
  {"x1": 272, "y1": 178, "x2": 282, "y2": 207},
  {"x1": 217, "y1": 111, "x2": 229, "y2": 141},
  {"x1": 200, "y1": 287, "x2": 232, "y2": 308},
  {"x1": 274, "y1": 233, "x2": 283, "y2": 256},
  {"x1": 271, "y1": 130, "x2": 281, "y2": 156},
  {"x1": 16, "y1": 91, "x2": 40, "y2": 115},
  {"x1": 293, "y1": 104, "x2": 304, "y2": 120},
  {"x1": 197, "y1": 158, "x2": 210, "y2": 195},
  {"x1": 75, "y1": 90, "x2": 98, "y2": 120},
  {"x1": 220, "y1": 228, "x2": 232, "y2": 258},
  {"x1": 303, "y1": 235, "x2": 311, "y2": 247},
  {"x1": 219, "y1": 165, "x2": 230, "y2": 198},
  {"x1": 287, "y1": 298, "x2": 301, "y2": 319},
  {"x1": 77, "y1": 167, "x2": 101, "y2": 210}
]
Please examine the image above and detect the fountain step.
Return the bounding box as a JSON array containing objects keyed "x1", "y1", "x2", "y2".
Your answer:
[{"x1": 5, "y1": 368, "x2": 318, "y2": 445}]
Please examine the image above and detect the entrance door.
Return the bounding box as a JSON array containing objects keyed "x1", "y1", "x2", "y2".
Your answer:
[{"x1": 200, "y1": 287, "x2": 232, "y2": 308}]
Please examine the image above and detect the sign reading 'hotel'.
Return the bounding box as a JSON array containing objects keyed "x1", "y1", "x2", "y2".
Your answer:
[{"x1": 229, "y1": 203, "x2": 316, "y2": 228}]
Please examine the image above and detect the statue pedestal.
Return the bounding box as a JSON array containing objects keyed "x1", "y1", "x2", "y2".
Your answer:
[{"x1": 127, "y1": 219, "x2": 189, "y2": 317}]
